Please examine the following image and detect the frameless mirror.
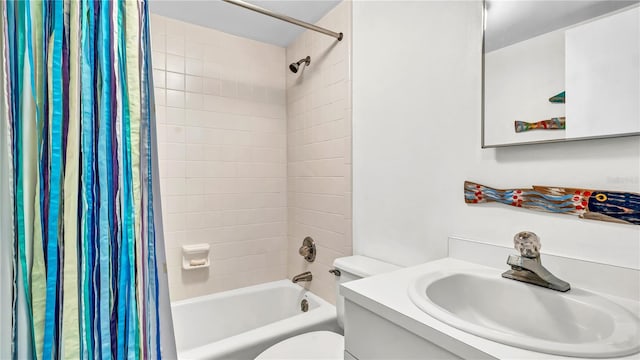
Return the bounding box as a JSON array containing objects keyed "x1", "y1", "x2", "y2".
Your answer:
[{"x1": 482, "y1": 0, "x2": 640, "y2": 148}]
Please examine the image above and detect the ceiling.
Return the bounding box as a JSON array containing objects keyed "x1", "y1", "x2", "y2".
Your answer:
[
  {"x1": 485, "y1": 0, "x2": 639, "y2": 52},
  {"x1": 149, "y1": 0, "x2": 341, "y2": 47}
]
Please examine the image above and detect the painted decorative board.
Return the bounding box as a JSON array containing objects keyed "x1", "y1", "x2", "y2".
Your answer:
[
  {"x1": 515, "y1": 117, "x2": 566, "y2": 133},
  {"x1": 549, "y1": 91, "x2": 566, "y2": 103},
  {"x1": 464, "y1": 181, "x2": 640, "y2": 225}
]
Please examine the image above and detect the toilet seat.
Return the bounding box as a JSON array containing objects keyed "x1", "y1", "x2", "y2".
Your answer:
[{"x1": 255, "y1": 331, "x2": 344, "y2": 359}]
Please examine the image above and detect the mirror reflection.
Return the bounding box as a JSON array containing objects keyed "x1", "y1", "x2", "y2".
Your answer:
[{"x1": 483, "y1": 0, "x2": 640, "y2": 147}]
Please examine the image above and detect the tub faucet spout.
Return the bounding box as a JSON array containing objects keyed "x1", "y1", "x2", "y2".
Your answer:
[{"x1": 292, "y1": 271, "x2": 312, "y2": 283}]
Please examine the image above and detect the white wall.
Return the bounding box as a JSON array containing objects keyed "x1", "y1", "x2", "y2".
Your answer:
[
  {"x1": 151, "y1": 15, "x2": 288, "y2": 301},
  {"x1": 286, "y1": 1, "x2": 353, "y2": 303},
  {"x1": 352, "y1": 1, "x2": 640, "y2": 269}
]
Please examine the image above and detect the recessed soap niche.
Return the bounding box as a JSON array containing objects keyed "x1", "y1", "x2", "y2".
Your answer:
[{"x1": 182, "y1": 244, "x2": 210, "y2": 270}]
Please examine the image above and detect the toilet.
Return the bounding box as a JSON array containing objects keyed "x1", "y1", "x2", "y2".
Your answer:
[{"x1": 255, "y1": 255, "x2": 400, "y2": 359}]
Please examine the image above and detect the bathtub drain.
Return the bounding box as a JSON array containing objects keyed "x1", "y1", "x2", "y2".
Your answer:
[{"x1": 301, "y1": 299, "x2": 309, "y2": 312}]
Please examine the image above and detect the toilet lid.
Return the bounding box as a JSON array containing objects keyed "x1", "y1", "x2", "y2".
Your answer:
[{"x1": 255, "y1": 331, "x2": 344, "y2": 360}]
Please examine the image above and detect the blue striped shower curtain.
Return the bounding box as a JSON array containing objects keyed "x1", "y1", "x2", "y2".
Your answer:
[{"x1": 0, "y1": 1, "x2": 165, "y2": 358}]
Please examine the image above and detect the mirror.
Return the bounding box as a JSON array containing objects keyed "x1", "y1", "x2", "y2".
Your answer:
[{"x1": 482, "y1": 0, "x2": 640, "y2": 147}]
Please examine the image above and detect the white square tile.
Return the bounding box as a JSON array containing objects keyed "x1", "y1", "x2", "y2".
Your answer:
[
  {"x1": 186, "y1": 58, "x2": 203, "y2": 76},
  {"x1": 186, "y1": 92, "x2": 203, "y2": 110},
  {"x1": 185, "y1": 110, "x2": 207, "y2": 127},
  {"x1": 156, "y1": 105, "x2": 167, "y2": 124},
  {"x1": 185, "y1": 41, "x2": 204, "y2": 59},
  {"x1": 166, "y1": 107, "x2": 185, "y2": 126},
  {"x1": 156, "y1": 124, "x2": 167, "y2": 143},
  {"x1": 186, "y1": 144, "x2": 207, "y2": 161},
  {"x1": 237, "y1": 83, "x2": 252, "y2": 100},
  {"x1": 151, "y1": 34, "x2": 166, "y2": 53},
  {"x1": 161, "y1": 160, "x2": 186, "y2": 177},
  {"x1": 220, "y1": 80, "x2": 237, "y2": 98},
  {"x1": 165, "y1": 126, "x2": 185, "y2": 143},
  {"x1": 149, "y1": 15, "x2": 167, "y2": 36},
  {"x1": 166, "y1": 72, "x2": 185, "y2": 91},
  {"x1": 164, "y1": 143, "x2": 186, "y2": 161},
  {"x1": 203, "y1": 78, "x2": 221, "y2": 95},
  {"x1": 203, "y1": 61, "x2": 221, "y2": 79},
  {"x1": 163, "y1": 212, "x2": 186, "y2": 231},
  {"x1": 186, "y1": 161, "x2": 208, "y2": 177},
  {"x1": 166, "y1": 35, "x2": 185, "y2": 55},
  {"x1": 154, "y1": 88, "x2": 166, "y2": 106},
  {"x1": 186, "y1": 180, "x2": 206, "y2": 197},
  {"x1": 153, "y1": 69, "x2": 166, "y2": 89},
  {"x1": 165, "y1": 18, "x2": 185, "y2": 36},
  {"x1": 166, "y1": 89, "x2": 185, "y2": 108},
  {"x1": 166, "y1": 54, "x2": 185, "y2": 73},
  {"x1": 203, "y1": 44, "x2": 219, "y2": 61},
  {"x1": 185, "y1": 127, "x2": 208, "y2": 144},
  {"x1": 186, "y1": 75, "x2": 203, "y2": 93},
  {"x1": 152, "y1": 51, "x2": 165, "y2": 70},
  {"x1": 162, "y1": 195, "x2": 188, "y2": 214}
]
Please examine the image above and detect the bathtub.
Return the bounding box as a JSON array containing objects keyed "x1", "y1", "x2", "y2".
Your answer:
[{"x1": 171, "y1": 280, "x2": 340, "y2": 360}]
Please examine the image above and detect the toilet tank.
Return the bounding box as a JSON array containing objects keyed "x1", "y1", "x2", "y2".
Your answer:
[{"x1": 333, "y1": 256, "x2": 400, "y2": 329}]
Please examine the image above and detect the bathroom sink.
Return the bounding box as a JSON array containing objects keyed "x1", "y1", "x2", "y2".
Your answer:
[{"x1": 408, "y1": 268, "x2": 640, "y2": 358}]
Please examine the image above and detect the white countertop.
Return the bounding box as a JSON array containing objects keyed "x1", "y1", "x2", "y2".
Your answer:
[{"x1": 340, "y1": 257, "x2": 640, "y2": 360}]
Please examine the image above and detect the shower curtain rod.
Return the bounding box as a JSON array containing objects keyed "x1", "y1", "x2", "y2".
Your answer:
[{"x1": 222, "y1": 0, "x2": 343, "y2": 41}]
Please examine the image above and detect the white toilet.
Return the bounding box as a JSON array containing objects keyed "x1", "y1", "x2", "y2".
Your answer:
[{"x1": 255, "y1": 255, "x2": 400, "y2": 359}]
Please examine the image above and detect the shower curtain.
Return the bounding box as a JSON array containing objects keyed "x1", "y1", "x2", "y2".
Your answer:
[{"x1": 0, "y1": 0, "x2": 164, "y2": 358}]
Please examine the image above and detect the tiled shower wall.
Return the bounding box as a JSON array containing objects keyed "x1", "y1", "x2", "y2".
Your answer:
[
  {"x1": 150, "y1": 14, "x2": 288, "y2": 301},
  {"x1": 286, "y1": 1, "x2": 353, "y2": 303}
]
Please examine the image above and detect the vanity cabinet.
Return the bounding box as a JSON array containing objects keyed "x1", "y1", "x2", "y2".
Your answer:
[
  {"x1": 343, "y1": 300, "x2": 462, "y2": 360},
  {"x1": 340, "y1": 240, "x2": 640, "y2": 360}
]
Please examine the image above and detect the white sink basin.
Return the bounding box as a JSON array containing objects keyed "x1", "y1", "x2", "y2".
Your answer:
[{"x1": 408, "y1": 268, "x2": 640, "y2": 358}]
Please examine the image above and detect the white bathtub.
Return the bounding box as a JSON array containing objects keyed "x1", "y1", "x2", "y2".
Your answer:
[{"x1": 171, "y1": 280, "x2": 340, "y2": 360}]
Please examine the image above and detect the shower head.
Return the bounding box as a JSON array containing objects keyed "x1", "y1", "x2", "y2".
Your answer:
[{"x1": 289, "y1": 56, "x2": 311, "y2": 73}]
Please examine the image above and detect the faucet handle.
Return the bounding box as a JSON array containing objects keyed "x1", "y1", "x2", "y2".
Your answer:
[
  {"x1": 299, "y1": 237, "x2": 316, "y2": 262},
  {"x1": 513, "y1": 231, "x2": 540, "y2": 258}
]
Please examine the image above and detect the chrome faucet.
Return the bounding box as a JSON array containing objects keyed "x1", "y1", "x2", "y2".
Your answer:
[
  {"x1": 502, "y1": 231, "x2": 570, "y2": 292},
  {"x1": 292, "y1": 271, "x2": 312, "y2": 283}
]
